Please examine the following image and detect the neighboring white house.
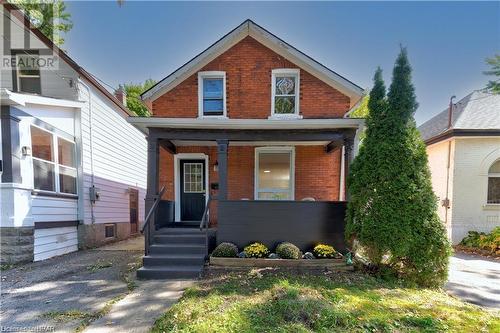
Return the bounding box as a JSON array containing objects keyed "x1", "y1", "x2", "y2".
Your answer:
[
  {"x1": 0, "y1": 3, "x2": 147, "y2": 263},
  {"x1": 419, "y1": 91, "x2": 500, "y2": 244}
]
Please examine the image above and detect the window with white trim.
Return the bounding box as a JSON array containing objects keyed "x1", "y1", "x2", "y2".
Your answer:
[
  {"x1": 16, "y1": 53, "x2": 41, "y2": 94},
  {"x1": 271, "y1": 69, "x2": 300, "y2": 117},
  {"x1": 255, "y1": 147, "x2": 294, "y2": 200},
  {"x1": 198, "y1": 71, "x2": 226, "y2": 117},
  {"x1": 487, "y1": 160, "x2": 500, "y2": 204},
  {"x1": 31, "y1": 125, "x2": 77, "y2": 194}
]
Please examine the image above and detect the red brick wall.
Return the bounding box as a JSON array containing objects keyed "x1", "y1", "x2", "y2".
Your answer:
[
  {"x1": 158, "y1": 145, "x2": 341, "y2": 225},
  {"x1": 152, "y1": 36, "x2": 350, "y2": 119}
]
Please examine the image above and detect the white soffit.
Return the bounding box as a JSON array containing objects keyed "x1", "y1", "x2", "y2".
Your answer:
[{"x1": 141, "y1": 20, "x2": 364, "y2": 103}]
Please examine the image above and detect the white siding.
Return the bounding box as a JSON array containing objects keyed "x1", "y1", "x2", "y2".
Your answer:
[
  {"x1": 31, "y1": 196, "x2": 78, "y2": 222},
  {"x1": 449, "y1": 138, "x2": 500, "y2": 244},
  {"x1": 78, "y1": 81, "x2": 147, "y2": 226},
  {"x1": 34, "y1": 226, "x2": 78, "y2": 261},
  {"x1": 426, "y1": 139, "x2": 455, "y2": 240}
]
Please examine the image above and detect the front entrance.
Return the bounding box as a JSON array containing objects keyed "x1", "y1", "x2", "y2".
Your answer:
[
  {"x1": 179, "y1": 159, "x2": 206, "y2": 221},
  {"x1": 129, "y1": 188, "x2": 139, "y2": 234}
]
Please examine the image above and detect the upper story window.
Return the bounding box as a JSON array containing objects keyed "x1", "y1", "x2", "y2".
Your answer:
[
  {"x1": 31, "y1": 125, "x2": 77, "y2": 195},
  {"x1": 271, "y1": 69, "x2": 300, "y2": 118},
  {"x1": 487, "y1": 160, "x2": 500, "y2": 204},
  {"x1": 15, "y1": 53, "x2": 41, "y2": 94},
  {"x1": 198, "y1": 71, "x2": 226, "y2": 117}
]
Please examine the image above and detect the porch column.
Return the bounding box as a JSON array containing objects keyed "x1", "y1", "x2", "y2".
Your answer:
[
  {"x1": 1, "y1": 106, "x2": 22, "y2": 183},
  {"x1": 216, "y1": 139, "x2": 229, "y2": 200},
  {"x1": 145, "y1": 135, "x2": 160, "y2": 216},
  {"x1": 343, "y1": 136, "x2": 354, "y2": 200}
]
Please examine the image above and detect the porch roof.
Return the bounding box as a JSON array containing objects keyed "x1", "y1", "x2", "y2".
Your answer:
[{"x1": 128, "y1": 117, "x2": 365, "y2": 135}]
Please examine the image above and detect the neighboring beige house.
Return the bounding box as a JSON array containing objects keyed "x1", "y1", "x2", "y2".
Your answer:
[{"x1": 419, "y1": 91, "x2": 500, "y2": 244}]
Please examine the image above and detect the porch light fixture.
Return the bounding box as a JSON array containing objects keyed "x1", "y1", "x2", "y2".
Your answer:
[{"x1": 213, "y1": 160, "x2": 218, "y2": 172}]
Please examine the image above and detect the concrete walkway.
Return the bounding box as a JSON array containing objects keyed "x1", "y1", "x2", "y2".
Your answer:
[
  {"x1": 83, "y1": 280, "x2": 194, "y2": 333},
  {"x1": 446, "y1": 252, "x2": 500, "y2": 309}
]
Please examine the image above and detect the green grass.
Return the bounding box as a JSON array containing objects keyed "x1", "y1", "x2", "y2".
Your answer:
[
  {"x1": 86, "y1": 260, "x2": 113, "y2": 272},
  {"x1": 151, "y1": 270, "x2": 500, "y2": 333}
]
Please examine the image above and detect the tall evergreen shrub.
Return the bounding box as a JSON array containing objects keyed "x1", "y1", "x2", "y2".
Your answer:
[{"x1": 346, "y1": 48, "x2": 451, "y2": 287}]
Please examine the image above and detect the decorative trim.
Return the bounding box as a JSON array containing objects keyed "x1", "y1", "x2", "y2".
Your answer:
[
  {"x1": 271, "y1": 68, "x2": 300, "y2": 118},
  {"x1": 34, "y1": 221, "x2": 79, "y2": 229},
  {"x1": 198, "y1": 71, "x2": 227, "y2": 118},
  {"x1": 425, "y1": 129, "x2": 500, "y2": 146},
  {"x1": 173, "y1": 153, "x2": 209, "y2": 222},
  {"x1": 31, "y1": 190, "x2": 78, "y2": 199}
]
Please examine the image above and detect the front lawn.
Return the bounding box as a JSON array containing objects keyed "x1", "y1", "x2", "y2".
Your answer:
[{"x1": 152, "y1": 270, "x2": 499, "y2": 333}]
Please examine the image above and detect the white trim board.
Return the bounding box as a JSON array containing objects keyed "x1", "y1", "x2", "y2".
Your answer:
[
  {"x1": 173, "y1": 153, "x2": 209, "y2": 222},
  {"x1": 141, "y1": 20, "x2": 364, "y2": 105}
]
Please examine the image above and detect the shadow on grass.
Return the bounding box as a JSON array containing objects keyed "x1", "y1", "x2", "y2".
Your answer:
[{"x1": 152, "y1": 269, "x2": 495, "y2": 332}]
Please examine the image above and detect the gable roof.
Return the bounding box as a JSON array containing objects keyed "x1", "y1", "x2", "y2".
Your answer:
[
  {"x1": 418, "y1": 91, "x2": 500, "y2": 144},
  {"x1": 1, "y1": 1, "x2": 132, "y2": 116},
  {"x1": 141, "y1": 19, "x2": 364, "y2": 105}
]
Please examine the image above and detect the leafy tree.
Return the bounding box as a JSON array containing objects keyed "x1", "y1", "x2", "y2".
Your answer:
[
  {"x1": 484, "y1": 54, "x2": 500, "y2": 94},
  {"x1": 350, "y1": 95, "x2": 370, "y2": 118},
  {"x1": 10, "y1": 0, "x2": 73, "y2": 46},
  {"x1": 346, "y1": 49, "x2": 451, "y2": 287},
  {"x1": 123, "y1": 79, "x2": 156, "y2": 117}
]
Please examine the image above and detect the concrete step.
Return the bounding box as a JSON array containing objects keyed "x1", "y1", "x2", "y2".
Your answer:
[
  {"x1": 143, "y1": 254, "x2": 206, "y2": 266},
  {"x1": 149, "y1": 244, "x2": 206, "y2": 255},
  {"x1": 136, "y1": 266, "x2": 202, "y2": 280},
  {"x1": 153, "y1": 234, "x2": 205, "y2": 245}
]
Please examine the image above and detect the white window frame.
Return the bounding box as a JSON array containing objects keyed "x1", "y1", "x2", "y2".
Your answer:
[
  {"x1": 198, "y1": 71, "x2": 227, "y2": 118},
  {"x1": 487, "y1": 160, "x2": 500, "y2": 205},
  {"x1": 254, "y1": 147, "x2": 295, "y2": 200},
  {"x1": 270, "y1": 68, "x2": 301, "y2": 119},
  {"x1": 30, "y1": 125, "x2": 77, "y2": 196},
  {"x1": 16, "y1": 53, "x2": 41, "y2": 94}
]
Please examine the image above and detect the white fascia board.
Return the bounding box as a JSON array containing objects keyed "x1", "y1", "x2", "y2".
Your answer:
[
  {"x1": 248, "y1": 23, "x2": 364, "y2": 102},
  {"x1": 1, "y1": 89, "x2": 84, "y2": 109},
  {"x1": 141, "y1": 20, "x2": 364, "y2": 104},
  {"x1": 128, "y1": 117, "x2": 365, "y2": 134}
]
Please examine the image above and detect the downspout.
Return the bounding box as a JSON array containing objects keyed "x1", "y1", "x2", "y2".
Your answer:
[
  {"x1": 78, "y1": 79, "x2": 96, "y2": 224},
  {"x1": 443, "y1": 96, "x2": 455, "y2": 230}
]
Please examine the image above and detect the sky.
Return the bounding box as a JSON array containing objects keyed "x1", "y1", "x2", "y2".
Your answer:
[{"x1": 64, "y1": 1, "x2": 499, "y2": 124}]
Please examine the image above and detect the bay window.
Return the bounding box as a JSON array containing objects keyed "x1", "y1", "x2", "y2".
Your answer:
[{"x1": 31, "y1": 125, "x2": 77, "y2": 195}]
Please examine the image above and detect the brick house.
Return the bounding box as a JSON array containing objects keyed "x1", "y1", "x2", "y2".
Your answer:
[{"x1": 129, "y1": 20, "x2": 365, "y2": 278}]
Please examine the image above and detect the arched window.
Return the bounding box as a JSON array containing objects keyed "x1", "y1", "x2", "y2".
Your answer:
[{"x1": 487, "y1": 160, "x2": 500, "y2": 204}]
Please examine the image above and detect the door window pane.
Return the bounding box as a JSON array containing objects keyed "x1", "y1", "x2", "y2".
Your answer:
[
  {"x1": 184, "y1": 163, "x2": 204, "y2": 193},
  {"x1": 31, "y1": 126, "x2": 53, "y2": 161},
  {"x1": 33, "y1": 159, "x2": 55, "y2": 191}
]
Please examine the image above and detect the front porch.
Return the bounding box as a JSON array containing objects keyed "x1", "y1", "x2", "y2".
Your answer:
[{"x1": 132, "y1": 118, "x2": 363, "y2": 278}]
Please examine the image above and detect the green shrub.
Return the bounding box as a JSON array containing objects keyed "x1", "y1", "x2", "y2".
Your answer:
[
  {"x1": 460, "y1": 227, "x2": 500, "y2": 255},
  {"x1": 345, "y1": 49, "x2": 451, "y2": 287},
  {"x1": 211, "y1": 242, "x2": 238, "y2": 258},
  {"x1": 275, "y1": 242, "x2": 301, "y2": 259},
  {"x1": 244, "y1": 242, "x2": 269, "y2": 258},
  {"x1": 313, "y1": 244, "x2": 337, "y2": 259}
]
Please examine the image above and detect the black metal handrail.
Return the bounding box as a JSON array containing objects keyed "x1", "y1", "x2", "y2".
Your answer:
[
  {"x1": 199, "y1": 194, "x2": 214, "y2": 256},
  {"x1": 142, "y1": 186, "x2": 166, "y2": 255}
]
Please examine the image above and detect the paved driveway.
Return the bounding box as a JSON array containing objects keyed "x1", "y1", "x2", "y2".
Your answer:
[
  {"x1": 0, "y1": 237, "x2": 144, "y2": 333},
  {"x1": 446, "y1": 252, "x2": 500, "y2": 309}
]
